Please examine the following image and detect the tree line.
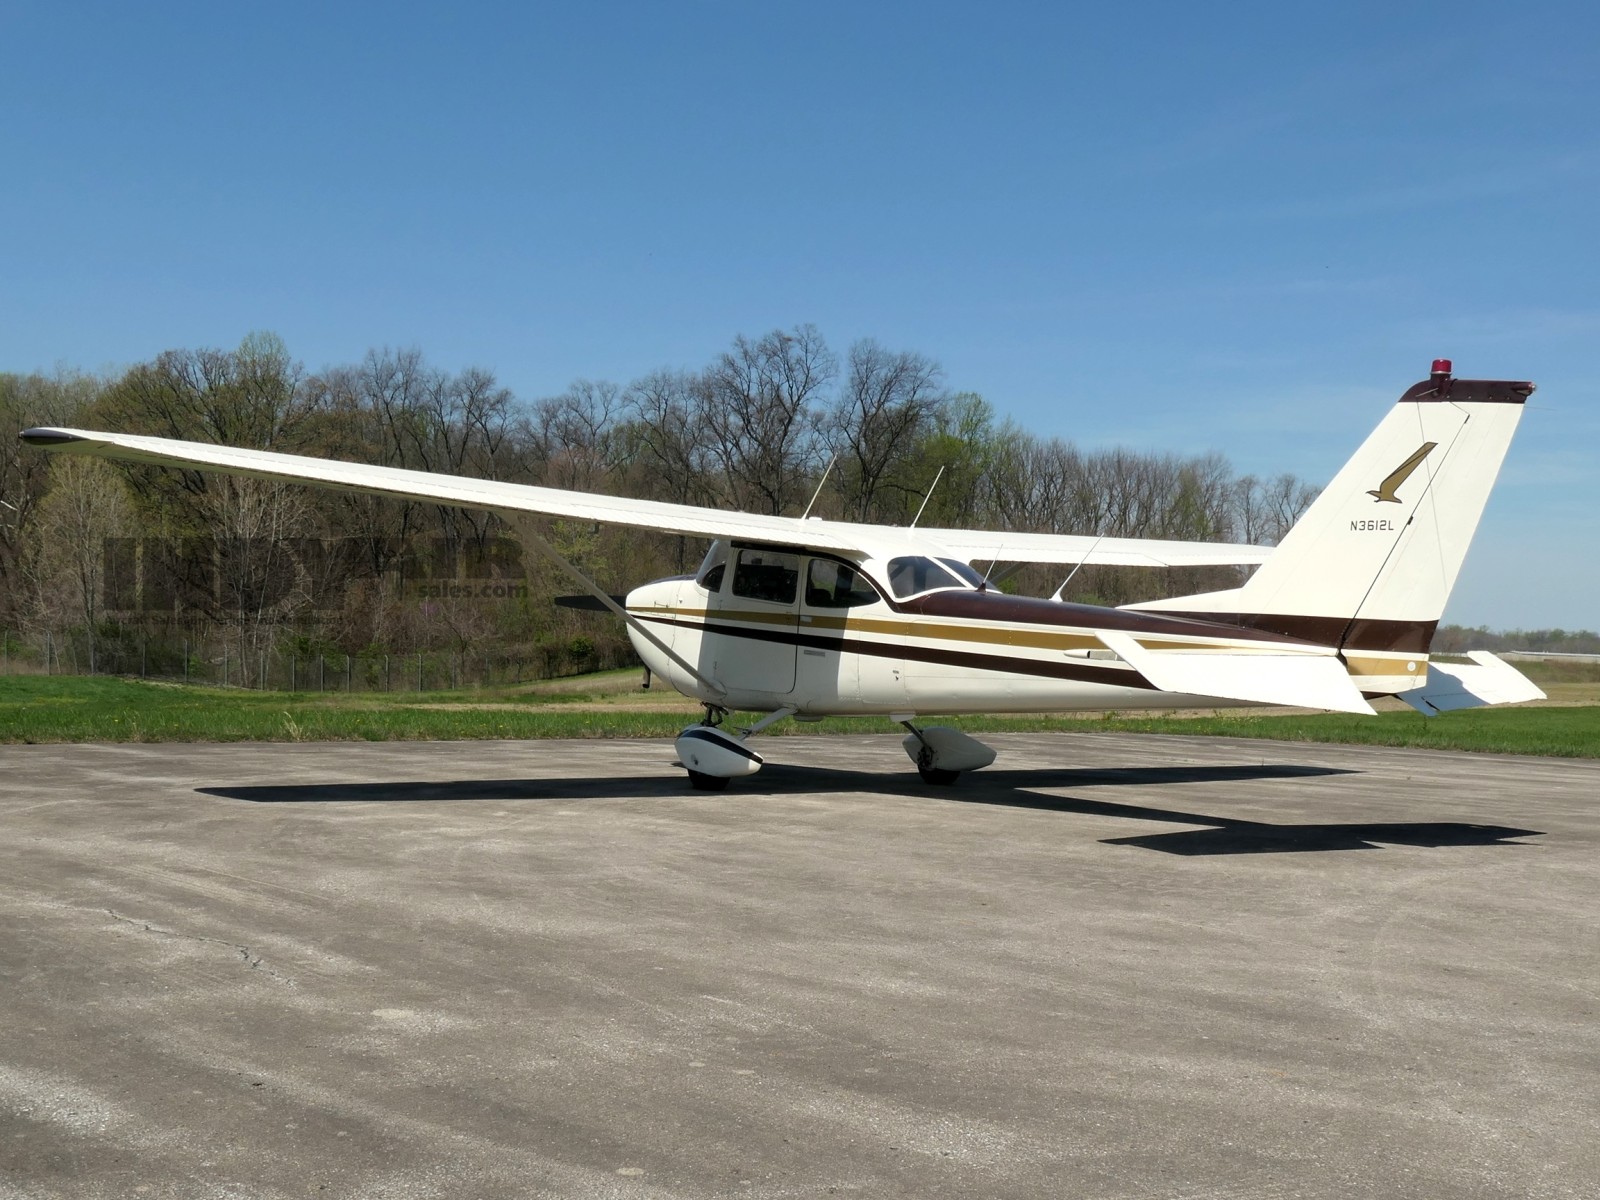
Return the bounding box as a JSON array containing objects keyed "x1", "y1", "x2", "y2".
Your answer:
[{"x1": 0, "y1": 327, "x2": 1322, "y2": 684}]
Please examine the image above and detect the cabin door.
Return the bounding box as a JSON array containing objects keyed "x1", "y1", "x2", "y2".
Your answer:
[{"x1": 707, "y1": 547, "x2": 800, "y2": 696}]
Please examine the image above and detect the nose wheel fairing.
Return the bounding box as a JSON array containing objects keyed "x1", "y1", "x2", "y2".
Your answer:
[
  {"x1": 675, "y1": 725, "x2": 763, "y2": 789},
  {"x1": 899, "y1": 721, "x2": 998, "y2": 785}
]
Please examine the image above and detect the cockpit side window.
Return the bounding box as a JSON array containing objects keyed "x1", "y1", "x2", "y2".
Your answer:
[
  {"x1": 885, "y1": 555, "x2": 966, "y2": 599},
  {"x1": 695, "y1": 541, "x2": 729, "y2": 593},
  {"x1": 804, "y1": 559, "x2": 881, "y2": 609},
  {"x1": 732, "y1": 548, "x2": 800, "y2": 604}
]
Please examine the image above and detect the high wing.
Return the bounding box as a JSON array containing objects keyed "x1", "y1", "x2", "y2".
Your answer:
[
  {"x1": 19, "y1": 427, "x2": 1271, "y2": 568},
  {"x1": 920, "y1": 528, "x2": 1269, "y2": 568}
]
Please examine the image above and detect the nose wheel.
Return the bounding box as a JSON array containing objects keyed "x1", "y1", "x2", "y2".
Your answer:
[{"x1": 674, "y1": 706, "x2": 795, "y2": 789}]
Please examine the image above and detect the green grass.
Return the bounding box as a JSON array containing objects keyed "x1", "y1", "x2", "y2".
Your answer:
[
  {"x1": 0, "y1": 674, "x2": 688, "y2": 743},
  {"x1": 1, "y1": 674, "x2": 1596, "y2": 757},
  {"x1": 1065, "y1": 706, "x2": 1600, "y2": 758}
]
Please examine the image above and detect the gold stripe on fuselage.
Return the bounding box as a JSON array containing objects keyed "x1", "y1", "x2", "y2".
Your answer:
[
  {"x1": 631, "y1": 605, "x2": 1105, "y2": 652},
  {"x1": 630, "y1": 604, "x2": 1430, "y2": 688}
]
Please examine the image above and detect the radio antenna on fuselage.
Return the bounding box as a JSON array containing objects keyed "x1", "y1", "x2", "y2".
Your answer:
[{"x1": 909, "y1": 465, "x2": 945, "y2": 529}]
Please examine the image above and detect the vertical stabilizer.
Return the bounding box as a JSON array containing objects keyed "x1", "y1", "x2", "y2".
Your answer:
[{"x1": 1130, "y1": 362, "x2": 1532, "y2": 689}]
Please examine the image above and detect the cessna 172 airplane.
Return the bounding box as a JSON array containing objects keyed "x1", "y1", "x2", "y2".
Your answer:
[{"x1": 21, "y1": 359, "x2": 1543, "y2": 789}]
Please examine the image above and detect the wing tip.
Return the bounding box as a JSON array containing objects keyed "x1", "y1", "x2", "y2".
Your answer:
[{"x1": 19, "y1": 427, "x2": 87, "y2": 447}]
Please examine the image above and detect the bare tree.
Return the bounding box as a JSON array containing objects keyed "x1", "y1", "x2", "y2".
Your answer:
[
  {"x1": 207, "y1": 475, "x2": 312, "y2": 685},
  {"x1": 531, "y1": 379, "x2": 625, "y2": 493},
  {"x1": 624, "y1": 369, "x2": 716, "y2": 505},
  {"x1": 623, "y1": 369, "x2": 720, "y2": 572},
  {"x1": 27, "y1": 457, "x2": 131, "y2": 672},
  {"x1": 825, "y1": 340, "x2": 946, "y2": 521},
  {"x1": 0, "y1": 369, "x2": 102, "y2": 629},
  {"x1": 697, "y1": 325, "x2": 835, "y2": 515}
]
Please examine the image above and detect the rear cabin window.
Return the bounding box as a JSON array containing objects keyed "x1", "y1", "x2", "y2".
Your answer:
[
  {"x1": 885, "y1": 556, "x2": 967, "y2": 599},
  {"x1": 804, "y1": 559, "x2": 881, "y2": 609},
  {"x1": 732, "y1": 549, "x2": 800, "y2": 604}
]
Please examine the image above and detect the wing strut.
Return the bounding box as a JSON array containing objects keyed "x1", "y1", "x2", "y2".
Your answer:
[{"x1": 513, "y1": 521, "x2": 726, "y2": 700}]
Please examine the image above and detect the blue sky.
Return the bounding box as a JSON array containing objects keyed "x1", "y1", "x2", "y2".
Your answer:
[{"x1": 3, "y1": 1, "x2": 1595, "y2": 628}]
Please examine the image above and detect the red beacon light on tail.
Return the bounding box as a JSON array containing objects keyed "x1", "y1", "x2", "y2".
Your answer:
[{"x1": 1431, "y1": 358, "x2": 1453, "y2": 378}]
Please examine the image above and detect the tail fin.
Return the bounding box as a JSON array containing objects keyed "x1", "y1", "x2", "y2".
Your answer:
[{"x1": 1130, "y1": 361, "x2": 1533, "y2": 692}]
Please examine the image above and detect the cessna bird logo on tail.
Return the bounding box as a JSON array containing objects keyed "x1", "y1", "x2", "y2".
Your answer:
[{"x1": 1368, "y1": 441, "x2": 1437, "y2": 503}]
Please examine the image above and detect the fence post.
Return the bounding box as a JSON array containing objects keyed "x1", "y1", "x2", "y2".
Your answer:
[
  {"x1": 346, "y1": 654, "x2": 352, "y2": 692},
  {"x1": 46, "y1": 631, "x2": 52, "y2": 676},
  {"x1": 385, "y1": 654, "x2": 390, "y2": 692},
  {"x1": 417, "y1": 653, "x2": 423, "y2": 691},
  {"x1": 184, "y1": 638, "x2": 189, "y2": 682},
  {"x1": 319, "y1": 654, "x2": 325, "y2": 691},
  {"x1": 290, "y1": 655, "x2": 296, "y2": 692}
]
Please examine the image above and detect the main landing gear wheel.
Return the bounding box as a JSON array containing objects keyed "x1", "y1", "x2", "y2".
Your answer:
[
  {"x1": 899, "y1": 719, "x2": 997, "y2": 785},
  {"x1": 686, "y1": 769, "x2": 731, "y2": 792}
]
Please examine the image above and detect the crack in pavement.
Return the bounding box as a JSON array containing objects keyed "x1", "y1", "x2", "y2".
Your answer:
[{"x1": 105, "y1": 909, "x2": 296, "y2": 986}]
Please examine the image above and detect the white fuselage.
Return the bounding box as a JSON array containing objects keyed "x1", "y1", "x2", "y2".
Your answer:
[{"x1": 622, "y1": 543, "x2": 1413, "y2": 717}]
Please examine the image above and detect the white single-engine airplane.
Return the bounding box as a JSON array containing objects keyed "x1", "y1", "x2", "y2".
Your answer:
[{"x1": 22, "y1": 359, "x2": 1543, "y2": 789}]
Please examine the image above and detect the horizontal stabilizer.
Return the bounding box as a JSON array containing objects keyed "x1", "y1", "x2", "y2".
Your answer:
[
  {"x1": 1097, "y1": 630, "x2": 1377, "y2": 715},
  {"x1": 1398, "y1": 651, "x2": 1547, "y2": 716}
]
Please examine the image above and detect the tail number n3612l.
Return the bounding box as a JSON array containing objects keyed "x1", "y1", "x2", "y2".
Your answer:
[{"x1": 1351, "y1": 518, "x2": 1396, "y2": 532}]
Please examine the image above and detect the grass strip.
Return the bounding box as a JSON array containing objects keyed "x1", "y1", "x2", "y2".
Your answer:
[{"x1": 1, "y1": 675, "x2": 1595, "y2": 757}]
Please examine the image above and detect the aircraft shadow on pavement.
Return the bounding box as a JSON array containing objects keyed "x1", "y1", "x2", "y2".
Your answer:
[
  {"x1": 198, "y1": 760, "x2": 1543, "y2": 857},
  {"x1": 942, "y1": 768, "x2": 1544, "y2": 855}
]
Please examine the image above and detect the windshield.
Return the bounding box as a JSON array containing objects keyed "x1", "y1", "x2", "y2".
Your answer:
[
  {"x1": 695, "y1": 541, "x2": 729, "y2": 592},
  {"x1": 885, "y1": 556, "x2": 971, "y2": 599},
  {"x1": 938, "y1": 558, "x2": 989, "y2": 589}
]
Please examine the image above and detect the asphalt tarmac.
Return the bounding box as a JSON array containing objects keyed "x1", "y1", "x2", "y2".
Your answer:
[{"x1": 1, "y1": 732, "x2": 1596, "y2": 1199}]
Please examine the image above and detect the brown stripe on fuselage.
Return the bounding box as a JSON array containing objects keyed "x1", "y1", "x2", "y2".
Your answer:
[
  {"x1": 637, "y1": 587, "x2": 1431, "y2": 664},
  {"x1": 907, "y1": 591, "x2": 1324, "y2": 647},
  {"x1": 1148, "y1": 611, "x2": 1438, "y2": 654},
  {"x1": 649, "y1": 605, "x2": 1107, "y2": 652},
  {"x1": 631, "y1": 612, "x2": 1162, "y2": 690},
  {"x1": 635, "y1": 597, "x2": 1321, "y2": 652}
]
